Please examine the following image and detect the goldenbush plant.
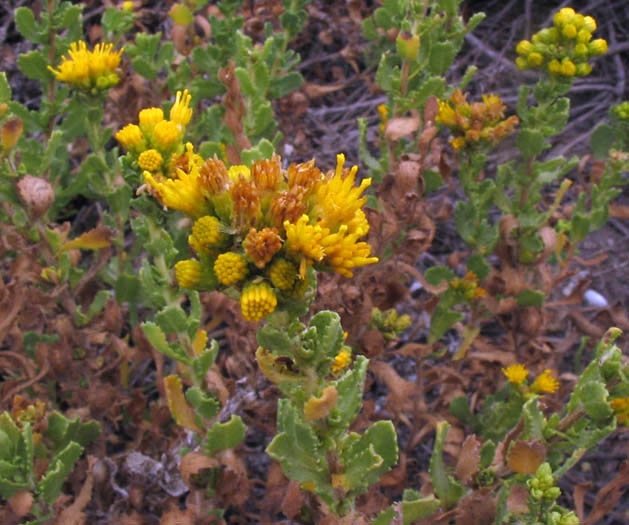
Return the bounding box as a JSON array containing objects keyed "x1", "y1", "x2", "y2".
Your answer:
[{"x1": 1, "y1": 0, "x2": 629, "y2": 523}]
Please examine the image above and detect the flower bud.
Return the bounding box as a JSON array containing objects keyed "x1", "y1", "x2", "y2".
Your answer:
[
  {"x1": 582, "y1": 16, "x2": 596, "y2": 32},
  {"x1": 554, "y1": 7, "x2": 575, "y2": 27},
  {"x1": 574, "y1": 43, "x2": 589, "y2": 58},
  {"x1": 0, "y1": 103, "x2": 8, "y2": 116},
  {"x1": 562, "y1": 23, "x2": 577, "y2": 39},
  {"x1": 1, "y1": 117, "x2": 23, "y2": 151},
  {"x1": 515, "y1": 40, "x2": 532, "y2": 56},
  {"x1": 169, "y1": 4, "x2": 194, "y2": 26},
  {"x1": 527, "y1": 52, "x2": 543, "y2": 67},
  {"x1": 515, "y1": 56, "x2": 528, "y2": 70},
  {"x1": 576, "y1": 29, "x2": 592, "y2": 43},
  {"x1": 396, "y1": 32, "x2": 420, "y2": 61},
  {"x1": 575, "y1": 62, "x2": 592, "y2": 76},
  {"x1": 17, "y1": 175, "x2": 54, "y2": 219},
  {"x1": 589, "y1": 38, "x2": 608, "y2": 56},
  {"x1": 560, "y1": 59, "x2": 576, "y2": 77}
]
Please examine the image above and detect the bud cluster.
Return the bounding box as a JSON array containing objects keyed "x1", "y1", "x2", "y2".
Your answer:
[
  {"x1": 449, "y1": 270, "x2": 487, "y2": 301},
  {"x1": 436, "y1": 90, "x2": 519, "y2": 151},
  {"x1": 515, "y1": 8, "x2": 607, "y2": 77}
]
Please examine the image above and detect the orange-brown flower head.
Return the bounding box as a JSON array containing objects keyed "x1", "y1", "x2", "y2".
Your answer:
[
  {"x1": 270, "y1": 186, "x2": 308, "y2": 228},
  {"x1": 251, "y1": 154, "x2": 281, "y2": 192},
  {"x1": 287, "y1": 159, "x2": 323, "y2": 189},
  {"x1": 199, "y1": 157, "x2": 229, "y2": 195},
  {"x1": 231, "y1": 177, "x2": 260, "y2": 227},
  {"x1": 244, "y1": 227, "x2": 283, "y2": 268}
]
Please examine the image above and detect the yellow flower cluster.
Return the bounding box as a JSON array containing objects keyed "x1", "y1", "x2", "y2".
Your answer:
[
  {"x1": 115, "y1": 90, "x2": 194, "y2": 173},
  {"x1": 119, "y1": 98, "x2": 379, "y2": 322},
  {"x1": 503, "y1": 364, "x2": 559, "y2": 394},
  {"x1": 515, "y1": 8, "x2": 607, "y2": 77},
  {"x1": 436, "y1": 90, "x2": 519, "y2": 151},
  {"x1": 48, "y1": 40, "x2": 123, "y2": 92},
  {"x1": 450, "y1": 271, "x2": 486, "y2": 301},
  {"x1": 332, "y1": 348, "x2": 352, "y2": 373}
]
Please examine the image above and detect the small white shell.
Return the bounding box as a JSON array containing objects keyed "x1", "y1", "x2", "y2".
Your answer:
[{"x1": 584, "y1": 289, "x2": 608, "y2": 308}]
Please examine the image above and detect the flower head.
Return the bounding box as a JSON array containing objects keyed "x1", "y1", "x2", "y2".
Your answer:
[
  {"x1": 268, "y1": 258, "x2": 298, "y2": 290},
  {"x1": 139, "y1": 108, "x2": 164, "y2": 135},
  {"x1": 48, "y1": 41, "x2": 123, "y2": 91},
  {"x1": 189, "y1": 215, "x2": 225, "y2": 255},
  {"x1": 531, "y1": 369, "x2": 559, "y2": 394},
  {"x1": 214, "y1": 252, "x2": 248, "y2": 285},
  {"x1": 241, "y1": 282, "x2": 277, "y2": 321},
  {"x1": 143, "y1": 166, "x2": 209, "y2": 218},
  {"x1": 138, "y1": 149, "x2": 164, "y2": 172},
  {"x1": 332, "y1": 348, "x2": 352, "y2": 373},
  {"x1": 610, "y1": 397, "x2": 629, "y2": 425},
  {"x1": 503, "y1": 364, "x2": 529, "y2": 385},
  {"x1": 115, "y1": 124, "x2": 146, "y2": 153},
  {"x1": 170, "y1": 89, "x2": 193, "y2": 128}
]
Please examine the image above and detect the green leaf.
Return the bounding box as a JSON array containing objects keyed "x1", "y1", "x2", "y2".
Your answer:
[
  {"x1": 257, "y1": 324, "x2": 295, "y2": 355},
  {"x1": 449, "y1": 396, "x2": 475, "y2": 428},
  {"x1": 479, "y1": 440, "x2": 496, "y2": 469},
  {"x1": 192, "y1": 340, "x2": 219, "y2": 382},
  {"x1": 429, "y1": 421, "x2": 465, "y2": 508},
  {"x1": 142, "y1": 322, "x2": 170, "y2": 354},
  {"x1": 580, "y1": 382, "x2": 612, "y2": 423},
  {"x1": 269, "y1": 71, "x2": 303, "y2": 99},
  {"x1": 423, "y1": 169, "x2": 443, "y2": 194},
  {"x1": 522, "y1": 398, "x2": 545, "y2": 440},
  {"x1": 14, "y1": 7, "x2": 38, "y2": 42},
  {"x1": 466, "y1": 254, "x2": 490, "y2": 280},
  {"x1": 18, "y1": 50, "x2": 51, "y2": 82},
  {"x1": 131, "y1": 56, "x2": 156, "y2": 80},
  {"x1": 515, "y1": 289, "x2": 545, "y2": 307},
  {"x1": 155, "y1": 305, "x2": 189, "y2": 335},
  {"x1": 0, "y1": 73, "x2": 11, "y2": 103},
  {"x1": 341, "y1": 420, "x2": 398, "y2": 495},
  {"x1": 252, "y1": 61, "x2": 270, "y2": 94},
  {"x1": 114, "y1": 273, "x2": 143, "y2": 304},
  {"x1": 428, "y1": 305, "x2": 463, "y2": 344},
  {"x1": 266, "y1": 399, "x2": 330, "y2": 489},
  {"x1": 309, "y1": 310, "x2": 344, "y2": 359},
  {"x1": 424, "y1": 265, "x2": 455, "y2": 286},
  {"x1": 428, "y1": 42, "x2": 457, "y2": 75},
  {"x1": 362, "y1": 17, "x2": 379, "y2": 40},
  {"x1": 74, "y1": 290, "x2": 110, "y2": 327},
  {"x1": 186, "y1": 387, "x2": 220, "y2": 421},
  {"x1": 37, "y1": 442, "x2": 83, "y2": 505},
  {"x1": 401, "y1": 494, "x2": 441, "y2": 523},
  {"x1": 331, "y1": 356, "x2": 368, "y2": 431},
  {"x1": 135, "y1": 32, "x2": 162, "y2": 58},
  {"x1": 590, "y1": 123, "x2": 615, "y2": 160},
  {"x1": 205, "y1": 415, "x2": 246, "y2": 456},
  {"x1": 517, "y1": 128, "x2": 546, "y2": 158}
]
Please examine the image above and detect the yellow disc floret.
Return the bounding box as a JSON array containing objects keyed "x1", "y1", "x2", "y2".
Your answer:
[
  {"x1": 240, "y1": 282, "x2": 277, "y2": 321},
  {"x1": 332, "y1": 348, "x2": 352, "y2": 373},
  {"x1": 268, "y1": 258, "x2": 298, "y2": 290},
  {"x1": 502, "y1": 364, "x2": 529, "y2": 385},
  {"x1": 138, "y1": 149, "x2": 164, "y2": 172},
  {"x1": 175, "y1": 259, "x2": 202, "y2": 289},
  {"x1": 214, "y1": 252, "x2": 248, "y2": 285}
]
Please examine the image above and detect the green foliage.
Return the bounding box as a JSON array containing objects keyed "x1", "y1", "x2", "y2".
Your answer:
[{"x1": 204, "y1": 416, "x2": 246, "y2": 456}]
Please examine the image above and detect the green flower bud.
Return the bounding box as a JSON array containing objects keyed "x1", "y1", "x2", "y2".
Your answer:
[
  {"x1": 516, "y1": 57, "x2": 528, "y2": 70},
  {"x1": 560, "y1": 511, "x2": 580, "y2": 525},
  {"x1": 575, "y1": 62, "x2": 592, "y2": 76},
  {"x1": 396, "y1": 32, "x2": 420, "y2": 61},
  {"x1": 545, "y1": 486, "x2": 561, "y2": 500},
  {"x1": 574, "y1": 43, "x2": 589, "y2": 58}
]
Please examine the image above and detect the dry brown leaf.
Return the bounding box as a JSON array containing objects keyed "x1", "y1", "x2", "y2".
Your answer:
[
  {"x1": 573, "y1": 481, "x2": 592, "y2": 522},
  {"x1": 507, "y1": 440, "x2": 546, "y2": 475},
  {"x1": 507, "y1": 484, "x2": 530, "y2": 514},
  {"x1": 54, "y1": 456, "x2": 96, "y2": 525},
  {"x1": 385, "y1": 116, "x2": 421, "y2": 141},
  {"x1": 455, "y1": 435, "x2": 481, "y2": 484},
  {"x1": 455, "y1": 488, "x2": 496, "y2": 525},
  {"x1": 180, "y1": 451, "x2": 219, "y2": 487},
  {"x1": 8, "y1": 490, "x2": 33, "y2": 518},
  {"x1": 584, "y1": 460, "x2": 629, "y2": 525},
  {"x1": 369, "y1": 361, "x2": 417, "y2": 414},
  {"x1": 302, "y1": 81, "x2": 349, "y2": 98},
  {"x1": 60, "y1": 226, "x2": 112, "y2": 252},
  {"x1": 281, "y1": 481, "x2": 305, "y2": 520}
]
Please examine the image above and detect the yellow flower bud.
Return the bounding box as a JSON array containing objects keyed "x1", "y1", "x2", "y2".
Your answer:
[
  {"x1": 548, "y1": 59, "x2": 562, "y2": 75},
  {"x1": 228, "y1": 164, "x2": 251, "y2": 182},
  {"x1": 115, "y1": 123, "x2": 146, "y2": 152},
  {"x1": 527, "y1": 52, "x2": 543, "y2": 67},
  {"x1": 516, "y1": 40, "x2": 533, "y2": 56},
  {"x1": 575, "y1": 62, "x2": 592, "y2": 76},
  {"x1": 121, "y1": 1, "x2": 134, "y2": 12},
  {"x1": 190, "y1": 215, "x2": 225, "y2": 254},
  {"x1": 269, "y1": 258, "x2": 297, "y2": 290},
  {"x1": 582, "y1": 16, "x2": 596, "y2": 32},
  {"x1": 175, "y1": 259, "x2": 202, "y2": 289},
  {"x1": 240, "y1": 281, "x2": 277, "y2": 321},
  {"x1": 214, "y1": 252, "x2": 248, "y2": 285},
  {"x1": 574, "y1": 43, "x2": 589, "y2": 58},
  {"x1": 589, "y1": 38, "x2": 608, "y2": 56},
  {"x1": 152, "y1": 120, "x2": 181, "y2": 151},
  {"x1": 560, "y1": 59, "x2": 576, "y2": 77},
  {"x1": 553, "y1": 7, "x2": 575, "y2": 27},
  {"x1": 576, "y1": 29, "x2": 592, "y2": 43},
  {"x1": 561, "y1": 23, "x2": 577, "y2": 39},
  {"x1": 1, "y1": 117, "x2": 23, "y2": 151},
  {"x1": 572, "y1": 14, "x2": 584, "y2": 29},
  {"x1": 138, "y1": 107, "x2": 164, "y2": 135},
  {"x1": 137, "y1": 149, "x2": 163, "y2": 172},
  {"x1": 396, "y1": 32, "x2": 420, "y2": 61},
  {"x1": 515, "y1": 56, "x2": 528, "y2": 70}
]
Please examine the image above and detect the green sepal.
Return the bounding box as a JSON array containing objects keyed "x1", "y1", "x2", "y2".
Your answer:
[
  {"x1": 37, "y1": 442, "x2": 83, "y2": 505},
  {"x1": 341, "y1": 420, "x2": 398, "y2": 496},
  {"x1": 204, "y1": 415, "x2": 246, "y2": 456},
  {"x1": 429, "y1": 421, "x2": 465, "y2": 508}
]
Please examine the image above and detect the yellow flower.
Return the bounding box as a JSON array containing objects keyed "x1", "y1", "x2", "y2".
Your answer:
[
  {"x1": 139, "y1": 107, "x2": 165, "y2": 135},
  {"x1": 332, "y1": 348, "x2": 352, "y2": 373},
  {"x1": 314, "y1": 154, "x2": 372, "y2": 231},
  {"x1": 138, "y1": 149, "x2": 163, "y2": 172},
  {"x1": 284, "y1": 215, "x2": 327, "y2": 276},
  {"x1": 175, "y1": 259, "x2": 202, "y2": 289},
  {"x1": 269, "y1": 258, "x2": 297, "y2": 290},
  {"x1": 170, "y1": 89, "x2": 193, "y2": 128},
  {"x1": 502, "y1": 364, "x2": 529, "y2": 385},
  {"x1": 437, "y1": 100, "x2": 457, "y2": 127},
  {"x1": 115, "y1": 123, "x2": 146, "y2": 152},
  {"x1": 320, "y1": 224, "x2": 378, "y2": 278},
  {"x1": 214, "y1": 252, "x2": 248, "y2": 285},
  {"x1": 121, "y1": 1, "x2": 134, "y2": 12},
  {"x1": 531, "y1": 369, "x2": 559, "y2": 394},
  {"x1": 143, "y1": 167, "x2": 209, "y2": 218},
  {"x1": 189, "y1": 215, "x2": 225, "y2": 254},
  {"x1": 152, "y1": 120, "x2": 181, "y2": 151},
  {"x1": 610, "y1": 397, "x2": 629, "y2": 425},
  {"x1": 48, "y1": 41, "x2": 123, "y2": 91},
  {"x1": 228, "y1": 164, "x2": 251, "y2": 182},
  {"x1": 240, "y1": 282, "x2": 277, "y2": 321}
]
